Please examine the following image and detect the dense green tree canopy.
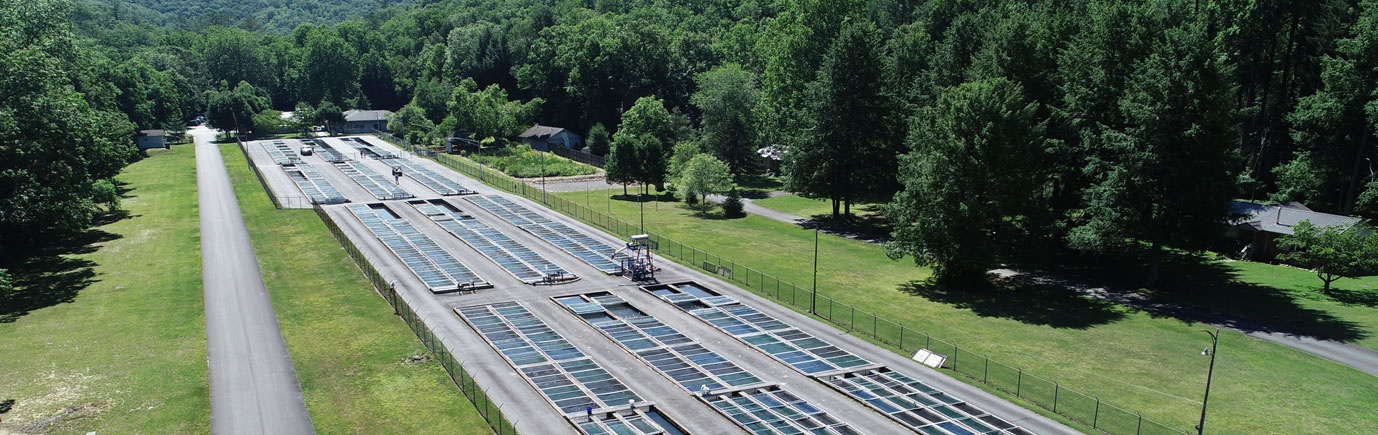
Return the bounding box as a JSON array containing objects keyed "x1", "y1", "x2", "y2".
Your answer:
[
  {"x1": 11, "y1": 0, "x2": 1378, "y2": 289},
  {"x1": 1, "y1": 0, "x2": 138, "y2": 253},
  {"x1": 1069, "y1": 22, "x2": 1240, "y2": 285},
  {"x1": 886, "y1": 78, "x2": 1046, "y2": 282},
  {"x1": 692, "y1": 64, "x2": 760, "y2": 177},
  {"x1": 205, "y1": 81, "x2": 270, "y2": 134}
]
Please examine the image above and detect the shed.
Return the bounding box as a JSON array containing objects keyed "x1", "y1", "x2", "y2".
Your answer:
[
  {"x1": 136, "y1": 130, "x2": 167, "y2": 150},
  {"x1": 518, "y1": 124, "x2": 582, "y2": 151}
]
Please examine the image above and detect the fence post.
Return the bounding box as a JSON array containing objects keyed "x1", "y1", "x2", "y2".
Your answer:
[
  {"x1": 953, "y1": 345, "x2": 958, "y2": 372},
  {"x1": 900, "y1": 327, "x2": 905, "y2": 350},
  {"x1": 1093, "y1": 397, "x2": 1100, "y2": 429},
  {"x1": 1017, "y1": 368, "x2": 1022, "y2": 397},
  {"x1": 1054, "y1": 382, "x2": 1059, "y2": 412},
  {"x1": 925, "y1": 333, "x2": 930, "y2": 350},
  {"x1": 984, "y1": 357, "x2": 989, "y2": 383},
  {"x1": 1137, "y1": 413, "x2": 1143, "y2": 434}
]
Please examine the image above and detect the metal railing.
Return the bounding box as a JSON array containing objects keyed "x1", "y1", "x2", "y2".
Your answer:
[
  {"x1": 314, "y1": 204, "x2": 520, "y2": 435},
  {"x1": 431, "y1": 153, "x2": 1186, "y2": 435}
]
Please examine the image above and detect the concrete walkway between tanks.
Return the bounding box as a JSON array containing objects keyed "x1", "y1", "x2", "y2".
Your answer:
[{"x1": 193, "y1": 127, "x2": 315, "y2": 434}]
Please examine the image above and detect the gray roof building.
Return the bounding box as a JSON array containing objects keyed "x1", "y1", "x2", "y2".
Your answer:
[
  {"x1": 517, "y1": 124, "x2": 582, "y2": 151},
  {"x1": 341, "y1": 109, "x2": 392, "y2": 133},
  {"x1": 344, "y1": 109, "x2": 392, "y2": 123},
  {"x1": 1229, "y1": 200, "x2": 1364, "y2": 235}
]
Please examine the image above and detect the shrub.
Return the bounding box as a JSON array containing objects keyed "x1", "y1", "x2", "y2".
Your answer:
[{"x1": 723, "y1": 190, "x2": 745, "y2": 218}]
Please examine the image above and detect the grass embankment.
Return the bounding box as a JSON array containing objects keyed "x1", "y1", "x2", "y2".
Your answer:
[
  {"x1": 556, "y1": 188, "x2": 1378, "y2": 434},
  {"x1": 0, "y1": 147, "x2": 208, "y2": 433},
  {"x1": 220, "y1": 144, "x2": 490, "y2": 433},
  {"x1": 465, "y1": 144, "x2": 597, "y2": 178}
]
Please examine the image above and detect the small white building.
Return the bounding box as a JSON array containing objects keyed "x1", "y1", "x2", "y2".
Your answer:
[
  {"x1": 518, "y1": 124, "x2": 582, "y2": 151},
  {"x1": 136, "y1": 130, "x2": 167, "y2": 150}
]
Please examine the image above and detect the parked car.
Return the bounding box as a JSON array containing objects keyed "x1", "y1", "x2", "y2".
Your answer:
[{"x1": 300, "y1": 145, "x2": 314, "y2": 156}]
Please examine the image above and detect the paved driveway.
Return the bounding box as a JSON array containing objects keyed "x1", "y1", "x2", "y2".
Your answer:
[{"x1": 193, "y1": 128, "x2": 314, "y2": 434}]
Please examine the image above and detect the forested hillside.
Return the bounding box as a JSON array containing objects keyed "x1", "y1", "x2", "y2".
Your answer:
[
  {"x1": 85, "y1": 0, "x2": 413, "y2": 33},
  {"x1": 5, "y1": 0, "x2": 1378, "y2": 286}
]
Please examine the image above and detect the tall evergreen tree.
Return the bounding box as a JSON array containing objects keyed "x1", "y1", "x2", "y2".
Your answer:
[
  {"x1": 587, "y1": 123, "x2": 610, "y2": 156},
  {"x1": 784, "y1": 19, "x2": 897, "y2": 216},
  {"x1": 1069, "y1": 23, "x2": 1240, "y2": 286},
  {"x1": 1274, "y1": 0, "x2": 1378, "y2": 214},
  {"x1": 886, "y1": 78, "x2": 1046, "y2": 283}
]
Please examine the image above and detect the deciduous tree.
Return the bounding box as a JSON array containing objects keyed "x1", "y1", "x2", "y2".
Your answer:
[
  {"x1": 1277, "y1": 221, "x2": 1378, "y2": 293},
  {"x1": 692, "y1": 63, "x2": 760, "y2": 177},
  {"x1": 679, "y1": 154, "x2": 735, "y2": 205}
]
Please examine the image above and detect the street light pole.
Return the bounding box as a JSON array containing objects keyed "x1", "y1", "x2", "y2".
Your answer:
[
  {"x1": 1197, "y1": 328, "x2": 1220, "y2": 435},
  {"x1": 810, "y1": 227, "x2": 819, "y2": 315}
]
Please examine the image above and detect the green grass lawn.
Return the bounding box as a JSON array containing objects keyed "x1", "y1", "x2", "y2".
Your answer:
[
  {"x1": 220, "y1": 145, "x2": 491, "y2": 433},
  {"x1": 464, "y1": 144, "x2": 597, "y2": 178},
  {"x1": 1154, "y1": 258, "x2": 1378, "y2": 352},
  {"x1": 752, "y1": 194, "x2": 886, "y2": 219},
  {"x1": 0, "y1": 147, "x2": 208, "y2": 433},
  {"x1": 556, "y1": 188, "x2": 1378, "y2": 434}
]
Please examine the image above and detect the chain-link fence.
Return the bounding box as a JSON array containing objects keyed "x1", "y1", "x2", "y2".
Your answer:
[
  {"x1": 547, "y1": 145, "x2": 605, "y2": 168},
  {"x1": 432, "y1": 153, "x2": 1187, "y2": 435},
  {"x1": 314, "y1": 205, "x2": 520, "y2": 435}
]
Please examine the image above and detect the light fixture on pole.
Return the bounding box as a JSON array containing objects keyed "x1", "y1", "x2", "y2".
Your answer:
[{"x1": 1196, "y1": 328, "x2": 1220, "y2": 435}]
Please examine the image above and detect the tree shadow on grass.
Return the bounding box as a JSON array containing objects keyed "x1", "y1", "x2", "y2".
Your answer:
[
  {"x1": 0, "y1": 208, "x2": 132, "y2": 323},
  {"x1": 799, "y1": 208, "x2": 893, "y2": 244},
  {"x1": 610, "y1": 192, "x2": 676, "y2": 203},
  {"x1": 1020, "y1": 251, "x2": 1370, "y2": 342},
  {"x1": 897, "y1": 277, "x2": 1126, "y2": 329},
  {"x1": 1327, "y1": 288, "x2": 1378, "y2": 308}
]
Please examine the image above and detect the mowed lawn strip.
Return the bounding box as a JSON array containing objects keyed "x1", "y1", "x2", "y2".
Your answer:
[
  {"x1": 0, "y1": 147, "x2": 208, "y2": 433},
  {"x1": 555, "y1": 188, "x2": 1378, "y2": 434},
  {"x1": 220, "y1": 144, "x2": 490, "y2": 433}
]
